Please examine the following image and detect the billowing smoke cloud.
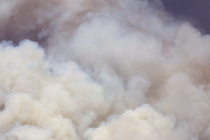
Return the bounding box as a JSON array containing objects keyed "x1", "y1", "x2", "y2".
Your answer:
[{"x1": 0, "y1": 0, "x2": 210, "y2": 140}]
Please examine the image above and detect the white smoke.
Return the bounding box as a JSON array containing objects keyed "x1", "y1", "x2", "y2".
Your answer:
[{"x1": 0, "y1": 0, "x2": 210, "y2": 140}]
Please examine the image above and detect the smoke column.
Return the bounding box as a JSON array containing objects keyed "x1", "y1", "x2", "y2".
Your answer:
[{"x1": 0, "y1": 0, "x2": 210, "y2": 140}]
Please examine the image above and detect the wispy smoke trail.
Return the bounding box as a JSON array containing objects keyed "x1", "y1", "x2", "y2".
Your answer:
[{"x1": 0, "y1": 0, "x2": 210, "y2": 140}]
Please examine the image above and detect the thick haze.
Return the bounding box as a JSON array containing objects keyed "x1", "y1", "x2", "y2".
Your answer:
[{"x1": 0, "y1": 0, "x2": 210, "y2": 140}]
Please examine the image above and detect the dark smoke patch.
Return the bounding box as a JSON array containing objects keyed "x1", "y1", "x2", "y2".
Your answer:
[{"x1": 0, "y1": 0, "x2": 61, "y2": 45}]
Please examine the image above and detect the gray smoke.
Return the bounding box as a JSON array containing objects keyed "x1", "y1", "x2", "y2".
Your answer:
[{"x1": 0, "y1": 0, "x2": 210, "y2": 140}]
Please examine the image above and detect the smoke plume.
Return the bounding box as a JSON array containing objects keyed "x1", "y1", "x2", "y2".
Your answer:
[{"x1": 0, "y1": 0, "x2": 210, "y2": 140}]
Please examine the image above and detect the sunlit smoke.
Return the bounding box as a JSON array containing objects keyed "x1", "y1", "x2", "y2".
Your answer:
[{"x1": 0, "y1": 0, "x2": 210, "y2": 140}]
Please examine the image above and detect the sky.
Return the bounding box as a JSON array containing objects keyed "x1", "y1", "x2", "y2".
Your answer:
[{"x1": 161, "y1": 0, "x2": 210, "y2": 33}]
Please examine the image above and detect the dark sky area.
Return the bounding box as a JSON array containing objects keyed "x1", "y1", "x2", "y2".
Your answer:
[{"x1": 161, "y1": 0, "x2": 210, "y2": 34}]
